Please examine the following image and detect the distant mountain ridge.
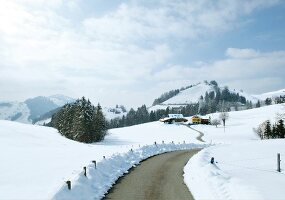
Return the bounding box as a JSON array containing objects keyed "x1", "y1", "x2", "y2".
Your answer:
[{"x1": 0, "y1": 95, "x2": 75, "y2": 124}]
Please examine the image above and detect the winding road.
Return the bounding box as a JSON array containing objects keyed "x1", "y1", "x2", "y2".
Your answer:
[
  {"x1": 104, "y1": 149, "x2": 201, "y2": 200},
  {"x1": 186, "y1": 125, "x2": 205, "y2": 142}
]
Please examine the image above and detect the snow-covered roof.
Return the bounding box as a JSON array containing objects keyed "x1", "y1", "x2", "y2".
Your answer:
[{"x1": 168, "y1": 114, "x2": 184, "y2": 118}]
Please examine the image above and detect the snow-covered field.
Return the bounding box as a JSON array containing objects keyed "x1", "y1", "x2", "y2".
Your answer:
[
  {"x1": 0, "y1": 120, "x2": 202, "y2": 200},
  {"x1": 184, "y1": 103, "x2": 285, "y2": 200},
  {"x1": 1, "y1": 103, "x2": 285, "y2": 200}
]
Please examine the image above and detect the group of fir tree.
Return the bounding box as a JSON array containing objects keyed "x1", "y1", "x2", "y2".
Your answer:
[
  {"x1": 262, "y1": 119, "x2": 285, "y2": 139},
  {"x1": 49, "y1": 97, "x2": 107, "y2": 143}
]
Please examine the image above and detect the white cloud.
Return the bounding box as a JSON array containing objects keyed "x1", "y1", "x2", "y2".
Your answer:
[
  {"x1": 0, "y1": 0, "x2": 283, "y2": 106},
  {"x1": 152, "y1": 48, "x2": 285, "y2": 94},
  {"x1": 226, "y1": 48, "x2": 261, "y2": 58}
]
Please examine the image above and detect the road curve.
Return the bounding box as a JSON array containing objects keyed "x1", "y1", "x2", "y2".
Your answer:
[
  {"x1": 103, "y1": 149, "x2": 201, "y2": 200},
  {"x1": 185, "y1": 125, "x2": 205, "y2": 142}
]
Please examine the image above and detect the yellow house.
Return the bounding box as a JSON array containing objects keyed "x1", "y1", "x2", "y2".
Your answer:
[{"x1": 192, "y1": 115, "x2": 201, "y2": 124}]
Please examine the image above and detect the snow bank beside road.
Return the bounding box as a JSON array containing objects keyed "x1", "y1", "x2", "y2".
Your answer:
[
  {"x1": 185, "y1": 104, "x2": 285, "y2": 200},
  {"x1": 185, "y1": 140, "x2": 285, "y2": 200},
  {"x1": 53, "y1": 143, "x2": 206, "y2": 200},
  {"x1": 0, "y1": 120, "x2": 201, "y2": 199}
]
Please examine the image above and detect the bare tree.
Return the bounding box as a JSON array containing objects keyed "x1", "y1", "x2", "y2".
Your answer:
[
  {"x1": 253, "y1": 120, "x2": 268, "y2": 139},
  {"x1": 219, "y1": 112, "x2": 229, "y2": 127},
  {"x1": 211, "y1": 118, "x2": 221, "y2": 128}
]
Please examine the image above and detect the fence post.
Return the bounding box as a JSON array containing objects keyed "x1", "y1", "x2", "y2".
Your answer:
[
  {"x1": 92, "y1": 160, "x2": 97, "y2": 169},
  {"x1": 83, "y1": 166, "x2": 87, "y2": 177},
  {"x1": 277, "y1": 153, "x2": 281, "y2": 172},
  {"x1": 66, "y1": 180, "x2": 71, "y2": 190}
]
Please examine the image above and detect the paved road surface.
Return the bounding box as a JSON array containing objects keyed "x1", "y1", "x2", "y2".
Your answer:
[{"x1": 104, "y1": 149, "x2": 201, "y2": 200}]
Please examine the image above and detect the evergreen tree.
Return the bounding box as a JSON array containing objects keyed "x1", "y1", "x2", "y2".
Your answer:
[
  {"x1": 276, "y1": 119, "x2": 285, "y2": 138},
  {"x1": 272, "y1": 124, "x2": 277, "y2": 139},
  {"x1": 210, "y1": 80, "x2": 218, "y2": 86},
  {"x1": 149, "y1": 111, "x2": 156, "y2": 122},
  {"x1": 256, "y1": 100, "x2": 261, "y2": 108},
  {"x1": 265, "y1": 98, "x2": 272, "y2": 105},
  {"x1": 221, "y1": 87, "x2": 231, "y2": 101},
  {"x1": 126, "y1": 108, "x2": 136, "y2": 126},
  {"x1": 264, "y1": 120, "x2": 272, "y2": 139}
]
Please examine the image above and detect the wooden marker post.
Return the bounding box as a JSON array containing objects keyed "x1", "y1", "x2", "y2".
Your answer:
[
  {"x1": 92, "y1": 160, "x2": 97, "y2": 169},
  {"x1": 66, "y1": 180, "x2": 71, "y2": 190},
  {"x1": 83, "y1": 167, "x2": 87, "y2": 177},
  {"x1": 277, "y1": 153, "x2": 281, "y2": 172}
]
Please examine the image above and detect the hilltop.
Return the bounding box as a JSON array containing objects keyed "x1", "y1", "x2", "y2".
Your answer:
[{"x1": 149, "y1": 81, "x2": 282, "y2": 112}]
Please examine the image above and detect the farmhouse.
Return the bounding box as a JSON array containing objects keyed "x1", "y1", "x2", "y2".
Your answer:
[
  {"x1": 191, "y1": 115, "x2": 210, "y2": 124},
  {"x1": 159, "y1": 114, "x2": 188, "y2": 124}
]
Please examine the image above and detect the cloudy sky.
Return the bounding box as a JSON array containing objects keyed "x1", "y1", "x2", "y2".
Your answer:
[{"x1": 0, "y1": 0, "x2": 285, "y2": 107}]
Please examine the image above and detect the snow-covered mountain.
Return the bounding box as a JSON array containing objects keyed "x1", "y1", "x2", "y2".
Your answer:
[
  {"x1": 48, "y1": 94, "x2": 75, "y2": 107},
  {"x1": 150, "y1": 82, "x2": 260, "y2": 111},
  {"x1": 0, "y1": 95, "x2": 75, "y2": 124}
]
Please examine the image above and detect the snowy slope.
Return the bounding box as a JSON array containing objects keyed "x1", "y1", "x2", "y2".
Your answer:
[
  {"x1": 149, "y1": 82, "x2": 260, "y2": 111},
  {"x1": 1, "y1": 101, "x2": 285, "y2": 200},
  {"x1": 188, "y1": 104, "x2": 284, "y2": 144},
  {"x1": 0, "y1": 101, "x2": 31, "y2": 123},
  {"x1": 0, "y1": 120, "x2": 201, "y2": 199},
  {"x1": 253, "y1": 88, "x2": 285, "y2": 100},
  {"x1": 184, "y1": 103, "x2": 285, "y2": 200},
  {"x1": 103, "y1": 106, "x2": 127, "y2": 120},
  {"x1": 227, "y1": 88, "x2": 259, "y2": 103},
  {"x1": 48, "y1": 94, "x2": 75, "y2": 107},
  {"x1": 164, "y1": 82, "x2": 213, "y2": 104}
]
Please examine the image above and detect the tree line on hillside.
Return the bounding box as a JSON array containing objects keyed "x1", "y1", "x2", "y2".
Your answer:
[
  {"x1": 108, "y1": 104, "x2": 200, "y2": 128},
  {"x1": 198, "y1": 81, "x2": 250, "y2": 115},
  {"x1": 264, "y1": 96, "x2": 285, "y2": 105},
  {"x1": 152, "y1": 84, "x2": 196, "y2": 106},
  {"x1": 48, "y1": 97, "x2": 108, "y2": 143}
]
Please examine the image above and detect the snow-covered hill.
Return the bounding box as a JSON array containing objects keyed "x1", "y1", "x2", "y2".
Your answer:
[
  {"x1": 253, "y1": 88, "x2": 285, "y2": 100},
  {"x1": 103, "y1": 106, "x2": 127, "y2": 120},
  {"x1": 149, "y1": 82, "x2": 259, "y2": 111},
  {"x1": 0, "y1": 95, "x2": 75, "y2": 124},
  {"x1": 0, "y1": 117, "x2": 201, "y2": 199},
  {"x1": 164, "y1": 82, "x2": 212, "y2": 105},
  {"x1": 0, "y1": 102, "x2": 30, "y2": 123}
]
